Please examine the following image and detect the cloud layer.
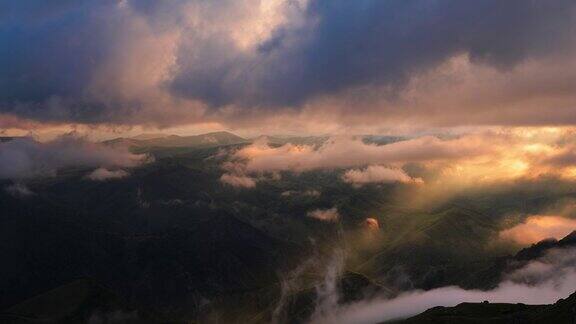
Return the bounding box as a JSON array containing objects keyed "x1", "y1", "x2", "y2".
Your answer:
[
  {"x1": 0, "y1": 136, "x2": 148, "y2": 179},
  {"x1": 500, "y1": 215, "x2": 576, "y2": 245},
  {"x1": 218, "y1": 129, "x2": 576, "y2": 200},
  {"x1": 1, "y1": 1, "x2": 576, "y2": 130},
  {"x1": 342, "y1": 166, "x2": 422, "y2": 185},
  {"x1": 232, "y1": 136, "x2": 490, "y2": 173},
  {"x1": 311, "y1": 246, "x2": 576, "y2": 324}
]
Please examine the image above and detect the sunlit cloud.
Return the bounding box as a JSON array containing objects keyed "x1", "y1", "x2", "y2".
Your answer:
[
  {"x1": 308, "y1": 208, "x2": 340, "y2": 222},
  {"x1": 226, "y1": 128, "x2": 576, "y2": 185},
  {"x1": 342, "y1": 166, "x2": 422, "y2": 186},
  {"x1": 232, "y1": 135, "x2": 492, "y2": 173},
  {"x1": 500, "y1": 215, "x2": 576, "y2": 245}
]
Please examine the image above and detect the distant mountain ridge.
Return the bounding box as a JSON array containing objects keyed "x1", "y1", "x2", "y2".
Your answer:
[
  {"x1": 104, "y1": 131, "x2": 247, "y2": 149},
  {"x1": 131, "y1": 133, "x2": 168, "y2": 140},
  {"x1": 104, "y1": 132, "x2": 410, "y2": 151}
]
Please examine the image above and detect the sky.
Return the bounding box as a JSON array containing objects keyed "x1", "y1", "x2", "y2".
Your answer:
[{"x1": 1, "y1": 0, "x2": 576, "y2": 138}]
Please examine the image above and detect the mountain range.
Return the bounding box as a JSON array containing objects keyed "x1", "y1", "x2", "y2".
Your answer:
[{"x1": 2, "y1": 132, "x2": 576, "y2": 323}]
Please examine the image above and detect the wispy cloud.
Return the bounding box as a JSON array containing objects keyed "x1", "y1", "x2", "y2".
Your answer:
[
  {"x1": 310, "y1": 246, "x2": 576, "y2": 324},
  {"x1": 342, "y1": 165, "x2": 422, "y2": 185},
  {"x1": 220, "y1": 173, "x2": 257, "y2": 188},
  {"x1": 4, "y1": 183, "x2": 34, "y2": 197},
  {"x1": 0, "y1": 135, "x2": 149, "y2": 179}
]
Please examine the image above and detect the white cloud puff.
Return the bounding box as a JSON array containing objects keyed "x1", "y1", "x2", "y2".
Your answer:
[
  {"x1": 220, "y1": 173, "x2": 257, "y2": 188},
  {"x1": 342, "y1": 165, "x2": 423, "y2": 185},
  {"x1": 308, "y1": 208, "x2": 339, "y2": 222}
]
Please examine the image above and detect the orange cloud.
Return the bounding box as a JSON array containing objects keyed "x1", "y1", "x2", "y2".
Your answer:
[
  {"x1": 342, "y1": 165, "x2": 422, "y2": 185},
  {"x1": 223, "y1": 129, "x2": 576, "y2": 197},
  {"x1": 500, "y1": 215, "x2": 576, "y2": 245},
  {"x1": 234, "y1": 135, "x2": 493, "y2": 173}
]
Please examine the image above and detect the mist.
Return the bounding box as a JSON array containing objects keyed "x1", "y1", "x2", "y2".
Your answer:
[
  {"x1": 0, "y1": 135, "x2": 149, "y2": 179},
  {"x1": 309, "y1": 246, "x2": 576, "y2": 324}
]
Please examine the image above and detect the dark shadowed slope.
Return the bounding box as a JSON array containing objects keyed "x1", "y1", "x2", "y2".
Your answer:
[
  {"x1": 397, "y1": 290, "x2": 576, "y2": 324},
  {"x1": 0, "y1": 279, "x2": 167, "y2": 324}
]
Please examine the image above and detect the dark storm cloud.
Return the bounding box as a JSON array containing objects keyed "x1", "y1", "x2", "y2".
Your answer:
[
  {"x1": 0, "y1": 0, "x2": 575, "y2": 124},
  {"x1": 299, "y1": 0, "x2": 576, "y2": 99},
  {"x1": 0, "y1": 0, "x2": 134, "y2": 122},
  {"x1": 171, "y1": 0, "x2": 576, "y2": 106}
]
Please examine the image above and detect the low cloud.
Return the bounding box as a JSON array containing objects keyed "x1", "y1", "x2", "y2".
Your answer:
[
  {"x1": 220, "y1": 173, "x2": 257, "y2": 188},
  {"x1": 219, "y1": 159, "x2": 284, "y2": 189},
  {"x1": 500, "y1": 215, "x2": 576, "y2": 245},
  {"x1": 4, "y1": 183, "x2": 34, "y2": 197},
  {"x1": 342, "y1": 165, "x2": 422, "y2": 185},
  {"x1": 233, "y1": 135, "x2": 491, "y2": 173},
  {"x1": 308, "y1": 208, "x2": 339, "y2": 222},
  {"x1": 506, "y1": 246, "x2": 576, "y2": 286},
  {"x1": 0, "y1": 135, "x2": 149, "y2": 179},
  {"x1": 86, "y1": 168, "x2": 129, "y2": 181},
  {"x1": 310, "y1": 246, "x2": 576, "y2": 324},
  {"x1": 224, "y1": 129, "x2": 576, "y2": 201},
  {"x1": 311, "y1": 279, "x2": 576, "y2": 324}
]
